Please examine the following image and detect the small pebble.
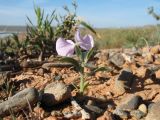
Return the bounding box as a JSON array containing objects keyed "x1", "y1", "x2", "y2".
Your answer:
[
  {"x1": 130, "y1": 110, "x2": 145, "y2": 119},
  {"x1": 113, "y1": 109, "x2": 129, "y2": 119},
  {"x1": 138, "y1": 104, "x2": 147, "y2": 115},
  {"x1": 87, "y1": 100, "x2": 95, "y2": 105},
  {"x1": 107, "y1": 104, "x2": 115, "y2": 110},
  {"x1": 51, "y1": 110, "x2": 63, "y2": 117}
]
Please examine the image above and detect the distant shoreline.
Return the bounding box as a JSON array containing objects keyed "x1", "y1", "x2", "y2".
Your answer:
[{"x1": 0, "y1": 24, "x2": 157, "y2": 33}]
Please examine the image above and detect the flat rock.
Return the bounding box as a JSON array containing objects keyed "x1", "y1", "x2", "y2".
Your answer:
[
  {"x1": 114, "y1": 69, "x2": 135, "y2": 94},
  {"x1": 41, "y1": 82, "x2": 71, "y2": 106},
  {"x1": 118, "y1": 95, "x2": 142, "y2": 111},
  {"x1": 109, "y1": 52, "x2": 125, "y2": 68},
  {"x1": 145, "y1": 102, "x2": 160, "y2": 120},
  {"x1": 84, "y1": 105, "x2": 104, "y2": 115},
  {"x1": 0, "y1": 87, "x2": 39, "y2": 117}
]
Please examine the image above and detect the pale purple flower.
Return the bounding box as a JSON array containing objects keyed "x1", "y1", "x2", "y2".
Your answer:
[
  {"x1": 56, "y1": 30, "x2": 94, "y2": 56},
  {"x1": 56, "y1": 38, "x2": 75, "y2": 57},
  {"x1": 75, "y1": 30, "x2": 94, "y2": 50}
]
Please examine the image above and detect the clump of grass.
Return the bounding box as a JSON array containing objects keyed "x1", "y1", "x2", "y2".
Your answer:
[
  {"x1": 95, "y1": 26, "x2": 160, "y2": 49},
  {"x1": 1, "y1": 72, "x2": 16, "y2": 100}
]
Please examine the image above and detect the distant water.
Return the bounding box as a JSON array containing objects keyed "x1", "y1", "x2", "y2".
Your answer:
[
  {"x1": 0, "y1": 33, "x2": 13, "y2": 38},
  {"x1": 0, "y1": 32, "x2": 18, "y2": 38},
  {"x1": 0, "y1": 25, "x2": 27, "y2": 38}
]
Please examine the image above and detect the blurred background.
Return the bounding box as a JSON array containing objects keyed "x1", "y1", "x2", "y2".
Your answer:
[{"x1": 0, "y1": 0, "x2": 160, "y2": 49}]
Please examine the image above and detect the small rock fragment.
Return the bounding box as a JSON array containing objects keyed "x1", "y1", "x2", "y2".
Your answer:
[
  {"x1": 84, "y1": 105, "x2": 104, "y2": 115},
  {"x1": 113, "y1": 108, "x2": 129, "y2": 119},
  {"x1": 138, "y1": 104, "x2": 147, "y2": 115},
  {"x1": 51, "y1": 110, "x2": 63, "y2": 117},
  {"x1": 118, "y1": 95, "x2": 142, "y2": 111},
  {"x1": 130, "y1": 110, "x2": 146, "y2": 119},
  {"x1": 37, "y1": 68, "x2": 44, "y2": 76}
]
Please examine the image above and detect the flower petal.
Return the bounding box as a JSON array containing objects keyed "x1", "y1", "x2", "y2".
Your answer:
[
  {"x1": 80, "y1": 35, "x2": 94, "y2": 50},
  {"x1": 56, "y1": 38, "x2": 75, "y2": 56},
  {"x1": 75, "y1": 30, "x2": 83, "y2": 43}
]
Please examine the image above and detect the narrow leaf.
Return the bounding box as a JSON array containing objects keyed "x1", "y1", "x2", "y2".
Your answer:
[
  {"x1": 61, "y1": 57, "x2": 80, "y2": 71},
  {"x1": 75, "y1": 46, "x2": 82, "y2": 61},
  {"x1": 83, "y1": 81, "x2": 89, "y2": 91},
  {"x1": 84, "y1": 48, "x2": 94, "y2": 63},
  {"x1": 80, "y1": 21, "x2": 101, "y2": 38},
  {"x1": 94, "y1": 67, "x2": 112, "y2": 73}
]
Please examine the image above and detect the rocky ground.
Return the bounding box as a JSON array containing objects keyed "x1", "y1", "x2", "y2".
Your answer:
[{"x1": 1, "y1": 45, "x2": 160, "y2": 120}]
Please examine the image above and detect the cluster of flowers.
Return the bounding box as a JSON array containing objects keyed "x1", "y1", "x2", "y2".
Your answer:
[{"x1": 56, "y1": 30, "x2": 94, "y2": 56}]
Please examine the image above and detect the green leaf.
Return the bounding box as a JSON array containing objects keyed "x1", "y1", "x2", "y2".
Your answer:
[
  {"x1": 12, "y1": 34, "x2": 21, "y2": 48},
  {"x1": 83, "y1": 81, "x2": 89, "y2": 91},
  {"x1": 80, "y1": 80, "x2": 89, "y2": 94},
  {"x1": 84, "y1": 48, "x2": 94, "y2": 63},
  {"x1": 61, "y1": 57, "x2": 81, "y2": 71},
  {"x1": 93, "y1": 67, "x2": 112, "y2": 73},
  {"x1": 80, "y1": 21, "x2": 101, "y2": 38},
  {"x1": 49, "y1": 10, "x2": 56, "y2": 25},
  {"x1": 26, "y1": 16, "x2": 34, "y2": 26},
  {"x1": 87, "y1": 67, "x2": 112, "y2": 76},
  {"x1": 75, "y1": 46, "x2": 82, "y2": 60}
]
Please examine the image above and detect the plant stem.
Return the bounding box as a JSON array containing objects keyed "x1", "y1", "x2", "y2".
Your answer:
[{"x1": 80, "y1": 73, "x2": 85, "y2": 95}]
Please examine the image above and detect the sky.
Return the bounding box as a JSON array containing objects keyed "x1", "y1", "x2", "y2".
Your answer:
[{"x1": 0, "y1": 0, "x2": 160, "y2": 28}]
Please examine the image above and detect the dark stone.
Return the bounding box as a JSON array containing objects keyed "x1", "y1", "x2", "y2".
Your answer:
[
  {"x1": 114, "y1": 69, "x2": 135, "y2": 94},
  {"x1": 114, "y1": 95, "x2": 142, "y2": 119},
  {"x1": 0, "y1": 65, "x2": 12, "y2": 72},
  {"x1": 54, "y1": 75, "x2": 62, "y2": 81},
  {"x1": 84, "y1": 105, "x2": 104, "y2": 115},
  {"x1": 118, "y1": 95, "x2": 142, "y2": 111}
]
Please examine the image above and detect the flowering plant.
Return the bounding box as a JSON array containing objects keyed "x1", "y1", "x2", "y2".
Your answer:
[{"x1": 56, "y1": 30, "x2": 107, "y2": 95}]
